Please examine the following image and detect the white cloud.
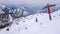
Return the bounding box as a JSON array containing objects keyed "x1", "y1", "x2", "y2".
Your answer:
[{"x1": 0, "y1": 0, "x2": 60, "y2": 6}]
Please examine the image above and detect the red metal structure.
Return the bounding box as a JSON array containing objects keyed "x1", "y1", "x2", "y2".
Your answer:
[
  {"x1": 43, "y1": 4, "x2": 56, "y2": 20},
  {"x1": 47, "y1": 4, "x2": 51, "y2": 14}
]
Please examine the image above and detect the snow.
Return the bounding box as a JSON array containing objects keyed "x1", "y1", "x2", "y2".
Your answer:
[
  {"x1": 0, "y1": 10, "x2": 60, "y2": 34},
  {"x1": 0, "y1": 5, "x2": 6, "y2": 9},
  {"x1": 0, "y1": 5, "x2": 5, "y2": 14},
  {"x1": 23, "y1": 11, "x2": 30, "y2": 16},
  {"x1": 8, "y1": 14, "x2": 13, "y2": 22},
  {"x1": 0, "y1": 10, "x2": 4, "y2": 14}
]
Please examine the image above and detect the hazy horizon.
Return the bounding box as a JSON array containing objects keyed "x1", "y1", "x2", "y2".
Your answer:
[{"x1": 0, "y1": 0, "x2": 60, "y2": 7}]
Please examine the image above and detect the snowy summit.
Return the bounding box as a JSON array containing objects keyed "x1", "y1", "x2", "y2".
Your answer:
[{"x1": 0, "y1": 9, "x2": 60, "y2": 34}]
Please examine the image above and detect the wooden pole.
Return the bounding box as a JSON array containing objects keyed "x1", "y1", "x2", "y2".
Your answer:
[{"x1": 49, "y1": 13, "x2": 52, "y2": 20}]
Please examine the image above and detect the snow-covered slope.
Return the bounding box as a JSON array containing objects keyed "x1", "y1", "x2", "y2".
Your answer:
[{"x1": 0, "y1": 10, "x2": 60, "y2": 34}]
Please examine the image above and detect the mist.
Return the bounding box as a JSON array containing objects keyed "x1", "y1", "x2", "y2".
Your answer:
[{"x1": 0, "y1": 0, "x2": 60, "y2": 7}]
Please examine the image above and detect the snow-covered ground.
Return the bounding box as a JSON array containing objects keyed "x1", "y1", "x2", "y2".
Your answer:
[{"x1": 0, "y1": 10, "x2": 60, "y2": 34}]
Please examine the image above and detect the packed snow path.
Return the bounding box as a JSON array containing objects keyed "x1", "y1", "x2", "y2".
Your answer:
[{"x1": 0, "y1": 10, "x2": 60, "y2": 34}]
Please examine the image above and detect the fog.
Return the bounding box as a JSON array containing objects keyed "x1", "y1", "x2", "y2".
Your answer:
[{"x1": 0, "y1": 0, "x2": 60, "y2": 7}]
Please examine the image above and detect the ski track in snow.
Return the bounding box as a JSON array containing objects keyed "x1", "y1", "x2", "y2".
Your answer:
[{"x1": 0, "y1": 10, "x2": 60, "y2": 34}]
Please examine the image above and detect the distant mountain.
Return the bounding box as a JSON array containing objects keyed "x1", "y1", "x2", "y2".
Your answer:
[{"x1": 0, "y1": 4, "x2": 60, "y2": 17}]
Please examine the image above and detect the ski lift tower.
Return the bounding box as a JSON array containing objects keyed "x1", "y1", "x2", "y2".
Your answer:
[{"x1": 43, "y1": 3, "x2": 56, "y2": 20}]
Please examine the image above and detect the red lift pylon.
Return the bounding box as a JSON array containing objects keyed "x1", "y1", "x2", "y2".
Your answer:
[{"x1": 43, "y1": 4, "x2": 56, "y2": 20}]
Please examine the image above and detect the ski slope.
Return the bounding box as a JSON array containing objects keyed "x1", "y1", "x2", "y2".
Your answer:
[{"x1": 0, "y1": 10, "x2": 60, "y2": 34}]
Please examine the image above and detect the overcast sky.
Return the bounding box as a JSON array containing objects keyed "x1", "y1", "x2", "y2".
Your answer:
[{"x1": 0, "y1": 0, "x2": 60, "y2": 6}]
